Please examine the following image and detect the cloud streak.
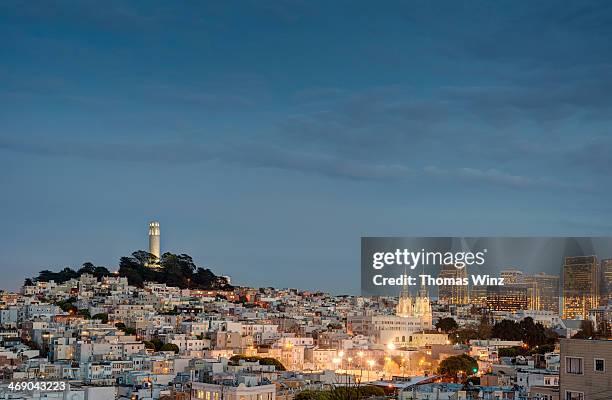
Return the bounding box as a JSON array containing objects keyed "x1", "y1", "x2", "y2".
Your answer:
[{"x1": 0, "y1": 136, "x2": 586, "y2": 190}]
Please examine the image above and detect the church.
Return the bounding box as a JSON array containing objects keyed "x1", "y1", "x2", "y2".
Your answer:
[{"x1": 348, "y1": 283, "x2": 433, "y2": 347}]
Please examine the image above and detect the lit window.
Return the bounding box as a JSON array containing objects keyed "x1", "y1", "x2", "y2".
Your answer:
[{"x1": 565, "y1": 357, "x2": 583, "y2": 374}]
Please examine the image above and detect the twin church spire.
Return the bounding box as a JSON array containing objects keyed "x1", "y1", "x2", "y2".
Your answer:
[{"x1": 396, "y1": 267, "x2": 432, "y2": 318}]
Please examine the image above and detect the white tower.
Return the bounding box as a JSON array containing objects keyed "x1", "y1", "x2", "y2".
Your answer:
[{"x1": 148, "y1": 221, "x2": 160, "y2": 260}]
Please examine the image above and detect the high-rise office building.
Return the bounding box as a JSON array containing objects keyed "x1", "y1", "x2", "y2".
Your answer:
[
  {"x1": 563, "y1": 256, "x2": 599, "y2": 320},
  {"x1": 437, "y1": 264, "x2": 469, "y2": 305},
  {"x1": 602, "y1": 259, "x2": 612, "y2": 306},
  {"x1": 484, "y1": 268, "x2": 528, "y2": 313},
  {"x1": 470, "y1": 285, "x2": 488, "y2": 306},
  {"x1": 500, "y1": 268, "x2": 524, "y2": 284},
  {"x1": 524, "y1": 272, "x2": 560, "y2": 313},
  {"x1": 486, "y1": 284, "x2": 528, "y2": 313}
]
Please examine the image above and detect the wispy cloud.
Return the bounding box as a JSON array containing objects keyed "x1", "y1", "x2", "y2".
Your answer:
[
  {"x1": 423, "y1": 165, "x2": 587, "y2": 190},
  {"x1": 0, "y1": 136, "x2": 587, "y2": 190}
]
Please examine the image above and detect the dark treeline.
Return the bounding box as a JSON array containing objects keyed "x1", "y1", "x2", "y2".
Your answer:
[
  {"x1": 437, "y1": 315, "x2": 559, "y2": 349},
  {"x1": 25, "y1": 262, "x2": 111, "y2": 286},
  {"x1": 27, "y1": 251, "x2": 231, "y2": 290}
]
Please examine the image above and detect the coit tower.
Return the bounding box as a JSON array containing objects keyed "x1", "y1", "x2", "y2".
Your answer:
[{"x1": 148, "y1": 221, "x2": 160, "y2": 260}]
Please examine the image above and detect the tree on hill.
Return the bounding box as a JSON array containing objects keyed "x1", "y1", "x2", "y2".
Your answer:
[
  {"x1": 498, "y1": 346, "x2": 529, "y2": 358},
  {"x1": 92, "y1": 313, "x2": 109, "y2": 323},
  {"x1": 78, "y1": 262, "x2": 112, "y2": 279},
  {"x1": 492, "y1": 320, "x2": 522, "y2": 341},
  {"x1": 77, "y1": 262, "x2": 96, "y2": 275},
  {"x1": 436, "y1": 317, "x2": 458, "y2": 333},
  {"x1": 31, "y1": 250, "x2": 230, "y2": 291},
  {"x1": 160, "y1": 343, "x2": 180, "y2": 353},
  {"x1": 143, "y1": 341, "x2": 156, "y2": 350},
  {"x1": 115, "y1": 322, "x2": 136, "y2": 335},
  {"x1": 149, "y1": 338, "x2": 164, "y2": 351},
  {"x1": 230, "y1": 355, "x2": 286, "y2": 371},
  {"x1": 55, "y1": 298, "x2": 78, "y2": 314},
  {"x1": 118, "y1": 250, "x2": 230, "y2": 290},
  {"x1": 519, "y1": 317, "x2": 548, "y2": 347},
  {"x1": 437, "y1": 354, "x2": 478, "y2": 378},
  {"x1": 477, "y1": 314, "x2": 493, "y2": 339},
  {"x1": 451, "y1": 327, "x2": 478, "y2": 344},
  {"x1": 491, "y1": 318, "x2": 553, "y2": 348},
  {"x1": 35, "y1": 268, "x2": 79, "y2": 284},
  {"x1": 31, "y1": 263, "x2": 111, "y2": 285}
]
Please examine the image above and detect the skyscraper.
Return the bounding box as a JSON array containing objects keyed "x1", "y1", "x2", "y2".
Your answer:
[
  {"x1": 602, "y1": 259, "x2": 612, "y2": 306},
  {"x1": 438, "y1": 264, "x2": 469, "y2": 304},
  {"x1": 486, "y1": 268, "x2": 527, "y2": 313},
  {"x1": 470, "y1": 285, "x2": 488, "y2": 306},
  {"x1": 486, "y1": 284, "x2": 528, "y2": 313},
  {"x1": 500, "y1": 268, "x2": 524, "y2": 284},
  {"x1": 524, "y1": 272, "x2": 560, "y2": 313},
  {"x1": 148, "y1": 221, "x2": 161, "y2": 260},
  {"x1": 563, "y1": 256, "x2": 599, "y2": 320}
]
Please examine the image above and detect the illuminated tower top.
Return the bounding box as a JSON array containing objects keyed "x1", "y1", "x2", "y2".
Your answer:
[
  {"x1": 396, "y1": 266, "x2": 413, "y2": 317},
  {"x1": 148, "y1": 221, "x2": 160, "y2": 260}
]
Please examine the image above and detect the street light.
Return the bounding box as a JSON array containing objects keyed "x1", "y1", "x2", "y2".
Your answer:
[
  {"x1": 357, "y1": 351, "x2": 364, "y2": 368},
  {"x1": 332, "y1": 357, "x2": 341, "y2": 371},
  {"x1": 366, "y1": 359, "x2": 375, "y2": 381}
]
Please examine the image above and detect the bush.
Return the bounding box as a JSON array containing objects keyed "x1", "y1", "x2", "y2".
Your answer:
[
  {"x1": 230, "y1": 355, "x2": 286, "y2": 371},
  {"x1": 437, "y1": 354, "x2": 478, "y2": 377},
  {"x1": 160, "y1": 343, "x2": 180, "y2": 353},
  {"x1": 92, "y1": 313, "x2": 109, "y2": 323}
]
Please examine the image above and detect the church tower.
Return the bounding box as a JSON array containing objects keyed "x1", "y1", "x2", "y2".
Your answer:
[
  {"x1": 396, "y1": 269, "x2": 414, "y2": 317},
  {"x1": 413, "y1": 283, "x2": 432, "y2": 318}
]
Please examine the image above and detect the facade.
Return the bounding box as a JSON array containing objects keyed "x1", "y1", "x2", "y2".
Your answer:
[
  {"x1": 437, "y1": 264, "x2": 469, "y2": 305},
  {"x1": 348, "y1": 284, "x2": 433, "y2": 346},
  {"x1": 525, "y1": 273, "x2": 560, "y2": 314},
  {"x1": 500, "y1": 268, "x2": 525, "y2": 284},
  {"x1": 601, "y1": 259, "x2": 612, "y2": 306},
  {"x1": 560, "y1": 339, "x2": 611, "y2": 400},
  {"x1": 486, "y1": 284, "x2": 528, "y2": 313},
  {"x1": 562, "y1": 256, "x2": 599, "y2": 319},
  {"x1": 192, "y1": 381, "x2": 276, "y2": 400},
  {"x1": 470, "y1": 285, "x2": 488, "y2": 306}
]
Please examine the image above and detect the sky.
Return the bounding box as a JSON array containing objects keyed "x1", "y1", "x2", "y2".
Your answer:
[{"x1": 1, "y1": 1, "x2": 612, "y2": 294}]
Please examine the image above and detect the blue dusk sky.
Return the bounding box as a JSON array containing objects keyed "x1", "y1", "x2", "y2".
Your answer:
[{"x1": 1, "y1": 1, "x2": 612, "y2": 293}]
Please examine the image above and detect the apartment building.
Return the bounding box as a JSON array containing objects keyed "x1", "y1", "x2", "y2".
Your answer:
[{"x1": 560, "y1": 339, "x2": 611, "y2": 400}]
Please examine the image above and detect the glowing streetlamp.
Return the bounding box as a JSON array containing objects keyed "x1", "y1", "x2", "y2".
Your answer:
[
  {"x1": 357, "y1": 350, "x2": 364, "y2": 367},
  {"x1": 366, "y1": 359, "x2": 375, "y2": 381},
  {"x1": 332, "y1": 357, "x2": 341, "y2": 371}
]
